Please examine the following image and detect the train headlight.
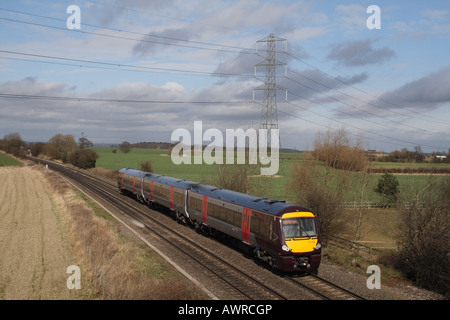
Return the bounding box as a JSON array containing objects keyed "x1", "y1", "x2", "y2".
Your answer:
[
  {"x1": 314, "y1": 243, "x2": 321, "y2": 250},
  {"x1": 282, "y1": 245, "x2": 290, "y2": 252}
]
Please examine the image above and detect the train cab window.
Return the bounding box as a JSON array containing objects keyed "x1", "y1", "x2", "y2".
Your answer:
[{"x1": 282, "y1": 217, "x2": 317, "y2": 239}]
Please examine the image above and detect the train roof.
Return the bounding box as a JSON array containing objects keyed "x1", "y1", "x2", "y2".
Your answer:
[
  {"x1": 119, "y1": 168, "x2": 314, "y2": 216},
  {"x1": 189, "y1": 183, "x2": 313, "y2": 217},
  {"x1": 119, "y1": 168, "x2": 199, "y2": 189}
]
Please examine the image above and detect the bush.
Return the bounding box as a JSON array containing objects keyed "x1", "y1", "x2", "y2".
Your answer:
[
  {"x1": 288, "y1": 163, "x2": 348, "y2": 244},
  {"x1": 0, "y1": 133, "x2": 26, "y2": 158},
  {"x1": 374, "y1": 173, "x2": 400, "y2": 207},
  {"x1": 71, "y1": 149, "x2": 99, "y2": 169},
  {"x1": 140, "y1": 160, "x2": 153, "y2": 172},
  {"x1": 119, "y1": 141, "x2": 132, "y2": 153},
  {"x1": 215, "y1": 164, "x2": 256, "y2": 194},
  {"x1": 397, "y1": 177, "x2": 450, "y2": 296},
  {"x1": 312, "y1": 128, "x2": 367, "y2": 172}
]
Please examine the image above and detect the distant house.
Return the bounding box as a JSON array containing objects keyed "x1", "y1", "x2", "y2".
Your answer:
[
  {"x1": 436, "y1": 155, "x2": 447, "y2": 160},
  {"x1": 365, "y1": 150, "x2": 386, "y2": 159}
]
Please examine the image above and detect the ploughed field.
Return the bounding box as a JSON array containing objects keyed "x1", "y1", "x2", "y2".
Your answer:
[{"x1": 0, "y1": 167, "x2": 78, "y2": 299}]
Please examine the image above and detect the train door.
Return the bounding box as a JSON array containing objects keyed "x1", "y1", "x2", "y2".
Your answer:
[
  {"x1": 201, "y1": 196, "x2": 208, "y2": 224},
  {"x1": 242, "y1": 208, "x2": 251, "y2": 245},
  {"x1": 150, "y1": 181, "x2": 154, "y2": 200},
  {"x1": 169, "y1": 186, "x2": 174, "y2": 210}
]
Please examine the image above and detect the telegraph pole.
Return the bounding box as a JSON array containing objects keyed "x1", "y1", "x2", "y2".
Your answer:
[{"x1": 253, "y1": 34, "x2": 287, "y2": 147}]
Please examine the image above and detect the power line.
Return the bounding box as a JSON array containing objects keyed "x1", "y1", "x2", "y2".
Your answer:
[
  {"x1": 0, "y1": 92, "x2": 251, "y2": 104},
  {"x1": 0, "y1": 49, "x2": 253, "y2": 78},
  {"x1": 0, "y1": 7, "x2": 254, "y2": 54},
  {"x1": 277, "y1": 108, "x2": 421, "y2": 150},
  {"x1": 285, "y1": 51, "x2": 449, "y2": 124},
  {"x1": 283, "y1": 100, "x2": 446, "y2": 150},
  {"x1": 1, "y1": 6, "x2": 447, "y2": 149},
  {"x1": 284, "y1": 75, "x2": 450, "y2": 137},
  {"x1": 1, "y1": 6, "x2": 446, "y2": 125},
  {"x1": 0, "y1": 13, "x2": 255, "y2": 55}
]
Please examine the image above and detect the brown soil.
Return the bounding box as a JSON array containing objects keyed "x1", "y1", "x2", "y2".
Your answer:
[{"x1": 0, "y1": 166, "x2": 83, "y2": 299}]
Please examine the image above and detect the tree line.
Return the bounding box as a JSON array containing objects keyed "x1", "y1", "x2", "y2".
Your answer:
[{"x1": 0, "y1": 132, "x2": 98, "y2": 169}]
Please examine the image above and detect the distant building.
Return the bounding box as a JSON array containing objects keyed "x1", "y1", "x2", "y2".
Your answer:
[{"x1": 365, "y1": 150, "x2": 387, "y2": 159}]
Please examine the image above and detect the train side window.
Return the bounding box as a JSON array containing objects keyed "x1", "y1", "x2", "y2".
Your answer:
[
  {"x1": 225, "y1": 208, "x2": 234, "y2": 225},
  {"x1": 210, "y1": 203, "x2": 219, "y2": 218},
  {"x1": 174, "y1": 190, "x2": 184, "y2": 204},
  {"x1": 250, "y1": 213, "x2": 261, "y2": 235},
  {"x1": 234, "y1": 209, "x2": 241, "y2": 227},
  {"x1": 189, "y1": 196, "x2": 202, "y2": 212},
  {"x1": 207, "y1": 203, "x2": 214, "y2": 217}
]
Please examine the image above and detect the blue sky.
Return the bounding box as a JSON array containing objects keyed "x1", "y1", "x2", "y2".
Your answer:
[{"x1": 0, "y1": 0, "x2": 449, "y2": 152}]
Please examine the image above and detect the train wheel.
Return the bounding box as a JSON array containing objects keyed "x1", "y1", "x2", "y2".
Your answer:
[{"x1": 267, "y1": 257, "x2": 274, "y2": 268}]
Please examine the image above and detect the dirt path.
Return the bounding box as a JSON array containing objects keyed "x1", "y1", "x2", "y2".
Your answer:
[{"x1": 0, "y1": 167, "x2": 79, "y2": 299}]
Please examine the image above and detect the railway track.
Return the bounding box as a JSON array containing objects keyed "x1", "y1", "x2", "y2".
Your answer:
[
  {"x1": 28, "y1": 157, "x2": 288, "y2": 300},
  {"x1": 27, "y1": 157, "x2": 367, "y2": 300},
  {"x1": 287, "y1": 273, "x2": 366, "y2": 300}
]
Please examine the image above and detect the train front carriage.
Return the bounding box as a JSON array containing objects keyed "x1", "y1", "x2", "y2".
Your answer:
[
  {"x1": 273, "y1": 209, "x2": 321, "y2": 272},
  {"x1": 183, "y1": 184, "x2": 322, "y2": 273}
]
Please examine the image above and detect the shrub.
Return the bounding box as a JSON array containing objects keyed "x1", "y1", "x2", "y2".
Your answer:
[
  {"x1": 71, "y1": 149, "x2": 99, "y2": 169},
  {"x1": 140, "y1": 160, "x2": 153, "y2": 172},
  {"x1": 215, "y1": 164, "x2": 256, "y2": 194},
  {"x1": 396, "y1": 177, "x2": 450, "y2": 296},
  {"x1": 288, "y1": 163, "x2": 348, "y2": 244},
  {"x1": 312, "y1": 128, "x2": 367, "y2": 172},
  {"x1": 374, "y1": 173, "x2": 399, "y2": 207}
]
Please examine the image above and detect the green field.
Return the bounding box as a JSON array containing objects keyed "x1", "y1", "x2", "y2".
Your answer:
[
  {"x1": 94, "y1": 147, "x2": 299, "y2": 199},
  {"x1": 93, "y1": 147, "x2": 449, "y2": 203},
  {"x1": 0, "y1": 152, "x2": 22, "y2": 166}
]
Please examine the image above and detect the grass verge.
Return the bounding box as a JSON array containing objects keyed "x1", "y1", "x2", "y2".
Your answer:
[
  {"x1": 38, "y1": 165, "x2": 207, "y2": 300},
  {"x1": 0, "y1": 152, "x2": 22, "y2": 166}
]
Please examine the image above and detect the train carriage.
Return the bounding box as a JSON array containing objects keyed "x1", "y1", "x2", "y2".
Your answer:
[
  {"x1": 118, "y1": 168, "x2": 197, "y2": 217},
  {"x1": 186, "y1": 184, "x2": 321, "y2": 272}
]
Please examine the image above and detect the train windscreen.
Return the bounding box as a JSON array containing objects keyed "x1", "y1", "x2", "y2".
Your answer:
[{"x1": 282, "y1": 217, "x2": 317, "y2": 239}]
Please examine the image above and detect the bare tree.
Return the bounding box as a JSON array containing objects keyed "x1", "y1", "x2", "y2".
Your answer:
[
  {"x1": 289, "y1": 128, "x2": 369, "y2": 244},
  {"x1": 288, "y1": 160, "x2": 348, "y2": 244},
  {"x1": 47, "y1": 133, "x2": 77, "y2": 162},
  {"x1": 313, "y1": 128, "x2": 367, "y2": 172},
  {"x1": 78, "y1": 132, "x2": 93, "y2": 149},
  {"x1": 214, "y1": 163, "x2": 257, "y2": 194},
  {"x1": 0, "y1": 132, "x2": 26, "y2": 158},
  {"x1": 396, "y1": 177, "x2": 450, "y2": 296}
]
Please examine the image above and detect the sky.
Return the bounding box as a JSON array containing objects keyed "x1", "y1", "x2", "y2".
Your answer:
[{"x1": 0, "y1": 0, "x2": 449, "y2": 153}]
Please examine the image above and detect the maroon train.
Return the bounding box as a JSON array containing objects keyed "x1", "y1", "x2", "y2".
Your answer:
[{"x1": 118, "y1": 168, "x2": 321, "y2": 273}]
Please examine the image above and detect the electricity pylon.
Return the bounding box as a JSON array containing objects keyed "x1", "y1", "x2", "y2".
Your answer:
[{"x1": 253, "y1": 33, "x2": 287, "y2": 148}]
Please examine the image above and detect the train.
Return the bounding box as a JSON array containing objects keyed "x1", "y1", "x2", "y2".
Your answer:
[{"x1": 117, "y1": 168, "x2": 321, "y2": 273}]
